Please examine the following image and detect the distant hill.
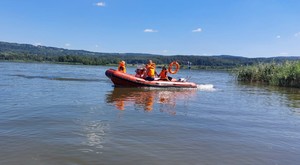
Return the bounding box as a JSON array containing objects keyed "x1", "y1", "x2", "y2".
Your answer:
[
  {"x1": 0, "y1": 41, "x2": 155, "y2": 57},
  {"x1": 1, "y1": 41, "x2": 300, "y2": 69}
]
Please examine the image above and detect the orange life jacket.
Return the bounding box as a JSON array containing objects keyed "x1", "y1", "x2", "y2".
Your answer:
[
  {"x1": 159, "y1": 70, "x2": 168, "y2": 79},
  {"x1": 146, "y1": 63, "x2": 155, "y2": 77},
  {"x1": 118, "y1": 62, "x2": 126, "y2": 73}
]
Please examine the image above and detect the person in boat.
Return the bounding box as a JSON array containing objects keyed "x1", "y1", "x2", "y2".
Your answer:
[
  {"x1": 158, "y1": 66, "x2": 172, "y2": 81},
  {"x1": 145, "y1": 60, "x2": 156, "y2": 81},
  {"x1": 117, "y1": 60, "x2": 126, "y2": 73},
  {"x1": 135, "y1": 68, "x2": 147, "y2": 78}
]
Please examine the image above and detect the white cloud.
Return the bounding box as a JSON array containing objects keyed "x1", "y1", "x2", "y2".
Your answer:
[
  {"x1": 192, "y1": 28, "x2": 202, "y2": 32},
  {"x1": 276, "y1": 35, "x2": 281, "y2": 39},
  {"x1": 295, "y1": 32, "x2": 300, "y2": 37},
  {"x1": 144, "y1": 29, "x2": 158, "y2": 33},
  {"x1": 65, "y1": 43, "x2": 71, "y2": 47},
  {"x1": 95, "y1": 2, "x2": 105, "y2": 7}
]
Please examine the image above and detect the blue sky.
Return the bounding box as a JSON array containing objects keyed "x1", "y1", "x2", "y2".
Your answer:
[{"x1": 1, "y1": 0, "x2": 300, "y2": 57}]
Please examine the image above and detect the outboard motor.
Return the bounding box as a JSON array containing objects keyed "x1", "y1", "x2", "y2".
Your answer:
[{"x1": 178, "y1": 78, "x2": 187, "y2": 82}]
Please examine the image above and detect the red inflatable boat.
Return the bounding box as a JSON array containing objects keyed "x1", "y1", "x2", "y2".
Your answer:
[{"x1": 105, "y1": 69, "x2": 197, "y2": 88}]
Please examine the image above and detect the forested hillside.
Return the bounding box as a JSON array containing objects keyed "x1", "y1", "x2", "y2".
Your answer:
[{"x1": 1, "y1": 41, "x2": 299, "y2": 69}]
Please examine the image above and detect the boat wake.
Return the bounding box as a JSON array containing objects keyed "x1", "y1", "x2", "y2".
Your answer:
[
  {"x1": 9, "y1": 74, "x2": 101, "y2": 82},
  {"x1": 197, "y1": 84, "x2": 215, "y2": 91}
]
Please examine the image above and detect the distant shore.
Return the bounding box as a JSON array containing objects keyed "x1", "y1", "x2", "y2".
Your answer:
[
  {"x1": 0, "y1": 59, "x2": 233, "y2": 70},
  {"x1": 2, "y1": 41, "x2": 300, "y2": 71}
]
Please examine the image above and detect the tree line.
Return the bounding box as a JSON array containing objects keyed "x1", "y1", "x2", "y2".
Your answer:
[{"x1": 1, "y1": 41, "x2": 300, "y2": 69}]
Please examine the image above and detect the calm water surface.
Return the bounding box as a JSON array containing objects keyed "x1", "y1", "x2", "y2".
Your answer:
[{"x1": 1, "y1": 62, "x2": 300, "y2": 165}]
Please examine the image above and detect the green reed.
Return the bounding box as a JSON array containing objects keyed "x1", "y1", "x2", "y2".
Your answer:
[{"x1": 236, "y1": 61, "x2": 300, "y2": 88}]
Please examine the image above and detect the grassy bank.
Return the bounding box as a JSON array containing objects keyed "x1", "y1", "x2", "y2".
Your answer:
[{"x1": 236, "y1": 61, "x2": 300, "y2": 88}]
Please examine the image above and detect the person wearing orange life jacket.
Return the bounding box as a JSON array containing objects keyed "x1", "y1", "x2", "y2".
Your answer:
[
  {"x1": 117, "y1": 61, "x2": 126, "y2": 73},
  {"x1": 158, "y1": 66, "x2": 172, "y2": 81},
  {"x1": 145, "y1": 60, "x2": 156, "y2": 81}
]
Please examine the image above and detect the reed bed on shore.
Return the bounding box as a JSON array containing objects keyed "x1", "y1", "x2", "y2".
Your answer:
[{"x1": 236, "y1": 61, "x2": 300, "y2": 88}]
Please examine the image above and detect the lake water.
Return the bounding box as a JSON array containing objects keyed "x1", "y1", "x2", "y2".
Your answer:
[{"x1": 1, "y1": 62, "x2": 300, "y2": 165}]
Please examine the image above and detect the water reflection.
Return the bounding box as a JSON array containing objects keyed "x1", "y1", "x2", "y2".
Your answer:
[
  {"x1": 237, "y1": 82, "x2": 300, "y2": 115},
  {"x1": 269, "y1": 86, "x2": 300, "y2": 115},
  {"x1": 106, "y1": 88, "x2": 197, "y2": 114}
]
